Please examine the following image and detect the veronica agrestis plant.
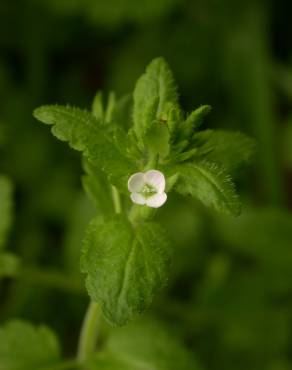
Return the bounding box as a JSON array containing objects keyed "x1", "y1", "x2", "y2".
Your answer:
[{"x1": 33, "y1": 57, "x2": 254, "y2": 364}]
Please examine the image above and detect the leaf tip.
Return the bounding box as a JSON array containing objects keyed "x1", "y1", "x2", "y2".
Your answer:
[{"x1": 33, "y1": 105, "x2": 55, "y2": 125}]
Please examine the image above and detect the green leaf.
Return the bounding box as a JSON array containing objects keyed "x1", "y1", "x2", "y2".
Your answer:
[
  {"x1": 81, "y1": 216, "x2": 171, "y2": 326},
  {"x1": 145, "y1": 123, "x2": 170, "y2": 159},
  {"x1": 165, "y1": 172, "x2": 179, "y2": 192},
  {"x1": 89, "y1": 318, "x2": 201, "y2": 370},
  {"x1": 33, "y1": 105, "x2": 96, "y2": 151},
  {"x1": 193, "y1": 129, "x2": 256, "y2": 173},
  {"x1": 104, "y1": 92, "x2": 116, "y2": 123},
  {"x1": 166, "y1": 104, "x2": 183, "y2": 141},
  {"x1": 133, "y1": 57, "x2": 178, "y2": 144},
  {"x1": 33, "y1": 105, "x2": 135, "y2": 189},
  {"x1": 179, "y1": 105, "x2": 211, "y2": 140},
  {"x1": 92, "y1": 91, "x2": 104, "y2": 120},
  {"x1": 0, "y1": 253, "x2": 20, "y2": 278},
  {"x1": 174, "y1": 161, "x2": 241, "y2": 216},
  {"x1": 0, "y1": 176, "x2": 13, "y2": 249},
  {"x1": 111, "y1": 94, "x2": 133, "y2": 130},
  {"x1": 125, "y1": 128, "x2": 143, "y2": 161},
  {"x1": 82, "y1": 159, "x2": 114, "y2": 215},
  {"x1": 0, "y1": 320, "x2": 61, "y2": 370},
  {"x1": 92, "y1": 91, "x2": 117, "y2": 124},
  {"x1": 171, "y1": 147, "x2": 199, "y2": 163}
]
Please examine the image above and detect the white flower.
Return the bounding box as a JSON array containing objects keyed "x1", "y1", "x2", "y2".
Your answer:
[{"x1": 128, "y1": 170, "x2": 167, "y2": 208}]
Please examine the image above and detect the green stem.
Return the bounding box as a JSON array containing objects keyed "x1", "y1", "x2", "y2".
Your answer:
[
  {"x1": 111, "y1": 185, "x2": 122, "y2": 214},
  {"x1": 77, "y1": 302, "x2": 101, "y2": 363},
  {"x1": 129, "y1": 204, "x2": 156, "y2": 226}
]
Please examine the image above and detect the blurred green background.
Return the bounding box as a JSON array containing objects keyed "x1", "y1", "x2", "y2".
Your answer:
[{"x1": 1, "y1": 0, "x2": 292, "y2": 369}]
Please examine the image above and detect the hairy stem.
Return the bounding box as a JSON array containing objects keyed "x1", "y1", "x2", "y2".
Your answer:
[{"x1": 77, "y1": 301, "x2": 101, "y2": 364}]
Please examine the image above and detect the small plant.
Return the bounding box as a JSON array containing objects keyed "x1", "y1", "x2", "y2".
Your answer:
[{"x1": 0, "y1": 58, "x2": 254, "y2": 369}]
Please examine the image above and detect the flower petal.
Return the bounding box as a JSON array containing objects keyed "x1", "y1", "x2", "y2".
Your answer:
[
  {"x1": 128, "y1": 172, "x2": 145, "y2": 192},
  {"x1": 144, "y1": 170, "x2": 165, "y2": 193},
  {"x1": 146, "y1": 192, "x2": 167, "y2": 208},
  {"x1": 130, "y1": 193, "x2": 146, "y2": 205}
]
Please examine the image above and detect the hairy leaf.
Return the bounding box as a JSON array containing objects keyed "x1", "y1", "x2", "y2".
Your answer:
[
  {"x1": 133, "y1": 57, "x2": 178, "y2": 144},
  {"x1": 92, "y1": 91, "x2": 123, "y2": 126},
  {"x1": 33, "y1": 105, "x2": 135, "y2": 189},
  {"x1": 111, "y1": 94, "x2": 133, "y2": 130},
  {"x1": 92, "y1": 91, "x2": 104, "y2": 120},
  {"x1": 82, "y1": 159, "x2": 113, "y2": 215},
  {"x1": 34, "y1": 105, "x2": 96, "y2": 151},
  {"x1": 104, "y1": 92, "x2": 116, "y2": 123},
  {"x1": 167, "y1": 104, "x2": 183, "y2": 139},
  {"x1": 0, "y1": 176, "x2": 13, "y2": 249},
  {"x1": 0, "y1": 320, "x2": 61, "y2": 370},
  {"x1": 174, "y1": 161, "x2": 241, "y2": 216},
  {"x1": 193, "y1": 129, "x2": 256, "y2": 173},
  {"x1": 81, "y1": 216, "x2": 171, "y2": 326},
  {"x1": 179, "y1": 105, "x2": 211, "y2": 141},
  {"x1": 145, "y1": 123, "x2": 170, "y2": 159}
]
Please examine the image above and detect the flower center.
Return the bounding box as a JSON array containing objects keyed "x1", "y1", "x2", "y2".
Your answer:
[{"x1": 140, "y1": 183, "x2": 157, "y2": 199}]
